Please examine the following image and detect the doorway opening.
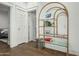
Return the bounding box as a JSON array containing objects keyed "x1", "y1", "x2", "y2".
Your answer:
[
  {"x1": 28, "y1": 10, "x2": 36, "y2": 42},
  {"x1": 0, "y1": 3, "x2": 10, "y2": 53}
]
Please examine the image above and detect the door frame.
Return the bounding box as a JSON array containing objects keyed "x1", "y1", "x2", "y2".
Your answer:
[
  {"x1": 27, "y1": 8, "x2": 37, "y2": 42},
  {"x1": 0, "y1": 2, "x2": 13, "y2": 47}
]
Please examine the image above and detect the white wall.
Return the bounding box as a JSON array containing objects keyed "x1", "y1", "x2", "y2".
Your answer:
[
  {"x1": 14, "y1": 2, "x2": 27, "y2": 9},
  {"x1": 9, "y1": 2, "x2": 27, "y2": 9},
  {"x1": 26, "y1": 2, "x2": 38, "y2": 12},
  {"x1": 62, "y1": 2, "x2": 79, "y2": 55},
  {"x1": 27, "y1": 2, "x2": 38, "y2": 9},
  {"x1": 0, "y1": 11, "x2": 9, "y2": 28},
  {"x1": 37, "y1": 2, "x2": 79, "y2": 55}
]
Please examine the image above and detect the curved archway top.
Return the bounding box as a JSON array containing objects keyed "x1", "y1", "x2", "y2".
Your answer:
[
  {"x1": 39, "y1": 2, "x2": 68, "y2": 19},
  {"x1": 46, "y1": 7, "x2": 65, "y2": 12},
  {"x1": 54, "y1": 8, "x2": 67, "y2": 18}
]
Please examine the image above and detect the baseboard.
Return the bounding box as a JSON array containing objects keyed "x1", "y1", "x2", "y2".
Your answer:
[
  {"x1": 45, "y1": 43, "x2": 79, "y2": 56},
  {"x1": 69, "y1": 50, "x2": 79, "y2": 56},
  {"x1": 10, "y1": 43, "x2": 18, "y2": 48},
  {"x1": 10, "y1": 41, "x2": 28, "y2": 48}
]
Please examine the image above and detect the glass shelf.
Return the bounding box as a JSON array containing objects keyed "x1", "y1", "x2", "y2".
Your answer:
[
  {"x1": 39, "y1": 26, "x2": 55, "y2": 27},
  {"x1": 39, "y1": 34, "x2": 55, "y2": 36},
  {"x1": 39, "y1": 34, "x2": 67, "y2": 39},
  {"x1": 40, "y1": 18, "x2": 55, "y2": 21},
  {"x1": 45, "y1": 42, "x2": 67, "y2": 47}
]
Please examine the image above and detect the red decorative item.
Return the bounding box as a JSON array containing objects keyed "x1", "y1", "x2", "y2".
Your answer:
[{"x1": 45, "y1": 36, "x2": 52, "y2": 43}]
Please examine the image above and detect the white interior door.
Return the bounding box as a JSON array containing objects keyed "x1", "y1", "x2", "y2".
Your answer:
[{"x1": 15, "y1": 7, "x2": 26, "y2": 44}]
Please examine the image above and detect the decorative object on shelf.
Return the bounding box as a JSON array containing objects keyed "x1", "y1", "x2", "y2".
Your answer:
[
  {"x1": 38, "y1": 38, "x2": 45, "y2": 49},
  {"x1": 44, "y1": 21, "x2": 52, "y2": 27},
  {"x1": 45, "y1": 38, "x2": 51, "y2": 42},
  {"x1": 45, "y1": 36, "x2": 52, "y2": 43},
  {"x1": 45, "y1": 12, "x2": 51, "y2": 18},
  {"x1": 45, "y1": 27, "x2": 54, "y2": 35},
  {"x1": 45, "y1": 30, "x2": 50, "y2": 34}
]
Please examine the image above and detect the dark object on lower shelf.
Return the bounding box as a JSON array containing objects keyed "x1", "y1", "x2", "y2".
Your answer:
[{"x1": 35, "y1": 38, "x2": 45, "y2": 49}]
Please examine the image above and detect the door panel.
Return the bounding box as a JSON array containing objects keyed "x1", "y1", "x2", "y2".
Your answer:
[{"x1": 15, "y1": 7, "x2": 26, "y2": 44}]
